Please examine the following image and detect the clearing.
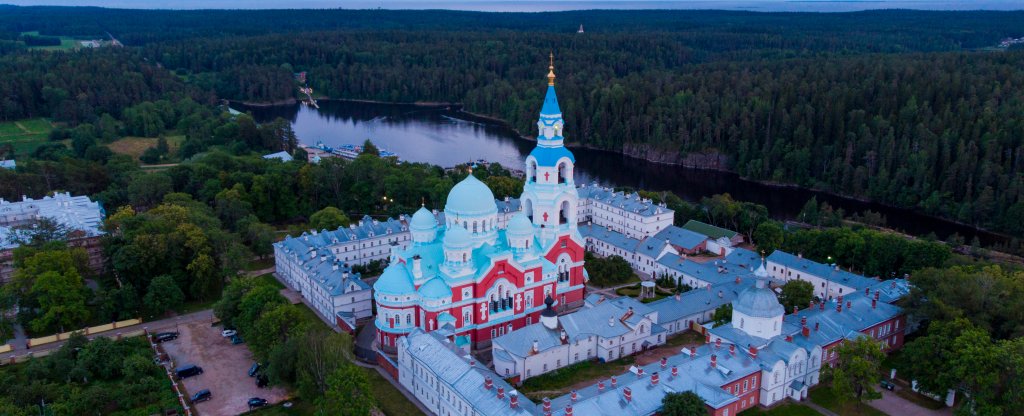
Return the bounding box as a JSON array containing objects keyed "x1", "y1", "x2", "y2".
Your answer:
[
  {"x1": 107, "y1": 135, "x2": 184, "y2": 161},
  {"x1": 0, "y1": 117, "x2": 55, "y2": 154}
]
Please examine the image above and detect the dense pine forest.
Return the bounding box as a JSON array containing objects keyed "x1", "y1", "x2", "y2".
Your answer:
[{"x1": 0, "y1": 7, "x2": 1022, "y2": 238}]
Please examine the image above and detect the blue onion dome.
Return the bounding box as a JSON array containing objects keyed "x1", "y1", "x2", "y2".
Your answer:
[
  {"x1": 410, "y1": 206, "x2": 437, "y2": 231},
  {"x1": 418, "y1": 277, "x2": 452, "y2": 300},
  {"x1": 443, "y1": 224, "x2": 473, "y2": 249},
  {"x1": 445, "y1": 174, "x2": 497, "y2": 215},
  {"x1": 734, "y1": 279, "x2": 784, "y2": 318},
  {"x1": 507, "y1": 212, "x2": 534, "y2": 237},
  {"x1": 374, "y1": 264, "x2": 416, "y2": 296}
]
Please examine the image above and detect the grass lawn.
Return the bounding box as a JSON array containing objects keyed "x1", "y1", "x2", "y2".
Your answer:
[
  {"x1": 809, "y1": 386, "x2": 887, "y2": 416},
  {"x1": 178, "y1": 298, "x2": 218, "y2": 315},
  {"x1": 0, "y1": 117, "x2": 55, "y2": 154},
  {"x1": 739, "y1": 403, "x2": 823, "y2": 416},
  {"x1": 254, "y1": 273, "x2": 286, "y2": 289},
  {"x1": 518, "y1": 355, "x2": 638, "y2": 400},
  {"x1": 19, "y1": 31, "x2": 82, "y2": 51},
  {"x1": 246, "y1": 257, "x2": 276, "y2": 271},
  {"x1": 363, "y1": 367, "x2": 425, "y2": 415},
  {"x1": 107, "y1": 135, "x2": 184, "y2": 161},
  {"x1": 664, "y1": 330, "x2": 706, "y2": 347}
]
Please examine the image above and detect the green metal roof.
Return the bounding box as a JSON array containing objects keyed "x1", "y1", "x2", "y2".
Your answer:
[{"x1": 682, "y1": 220, "x2": 738, "y2": 240}]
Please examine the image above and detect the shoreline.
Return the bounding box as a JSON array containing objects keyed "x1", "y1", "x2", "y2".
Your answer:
[{"x1": 237, "y1": 97, "x2": 1015, "y2": 243}]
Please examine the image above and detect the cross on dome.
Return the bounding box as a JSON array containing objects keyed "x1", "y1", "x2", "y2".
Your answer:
[{"x1": 548, "y1": 52, "x2": 556, "y2": 86}]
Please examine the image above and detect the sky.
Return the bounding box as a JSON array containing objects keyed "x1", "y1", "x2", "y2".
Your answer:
[{"x1": 3, "y1": 0, "x2": 1022, "y2": 11}]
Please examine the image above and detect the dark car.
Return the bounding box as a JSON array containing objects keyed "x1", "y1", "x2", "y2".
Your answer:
[
  {"x1": 154, "y1": 332, "x2": 178, "y2": 343},
  {"x1": 248, "y1": 362, "x2": 261, "y2": 377},
  {"x1": 231, "y1": 335, "x2": 244, "y2": 344},
  {"x1": 175, "y1": 364, "x2": 204, "y2": 379},
  {"x1": 881, "y1": 380, "x2": 896, "y2": 391},
  {"x1": 256, "y1": 375, "x2": 269, "y2": 388},
  {"x1": 248, "y1": 397, "x2": 268, "y2": 409},
  {"x1": 191, "y1": 389, "x2": 212, "y2": 403}
]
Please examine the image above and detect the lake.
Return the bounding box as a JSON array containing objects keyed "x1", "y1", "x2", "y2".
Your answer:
[{"x1": 238, "y1": 99, "x2": 1011, "y2": 247}]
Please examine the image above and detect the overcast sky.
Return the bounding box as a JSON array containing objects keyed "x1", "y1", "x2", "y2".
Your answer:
[{"x1": 3, "y1": 0, "x2": 1022, "y2": 11}]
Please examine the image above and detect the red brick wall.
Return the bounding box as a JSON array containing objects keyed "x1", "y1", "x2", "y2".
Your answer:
[{"x1": 377, "y1": 353, "x2": 399, "y2": 380}]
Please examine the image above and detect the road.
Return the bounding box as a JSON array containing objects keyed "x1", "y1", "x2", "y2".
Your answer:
[{"x1": 0, "y1": 309, "x2": 215, "y2": 361}]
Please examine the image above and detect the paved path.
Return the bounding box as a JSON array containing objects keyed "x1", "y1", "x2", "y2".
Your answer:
[
  {"x1": 804, "y1": 400, "x2": 840, "y2": 416},
  {"x1": 868, "y1": 386, "x2": 952, "y2": 416},
  {"x1": 0, "y1": 309, "x2": 215, "y2": 361}
]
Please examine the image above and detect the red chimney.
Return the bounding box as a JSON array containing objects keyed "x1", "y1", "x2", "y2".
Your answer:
[
  {"x1": 598, "y1": 380, "x2": 605, "y2": 391},
  {"x1": 748, "y1": 344, "x2": 758, "y2": 358},
  {"x1": 735, "y1": 276, "x2": 741, "y2": 284},
  {"x1": 874, "y1": 290, "x2": 880, "y2": 301},
  {"x1": 729, "y1": 343, "x2": 736, "y2": 355},
  {"x1": 485, "y1": 377, "x2": 493, "y2": 390},
  {"x1": 715, "y1": 338, "x2": 722, "y2": 349},
  {"x1": 836, "y1": 301, "x2": 843, "y2": 313},
  {"x1": 793, "y1": 305, "x2": 799, "y2": 314},
  {"x1": 846, "y1": 300, "x2": 852, "y2": 310},
  {"x1": 637, "y1": 367, "x2": 644, "y2": 376},
  {"x1": 624, "y1": 387, "x2": 632, "y2": 402},
  {"x1": 690, "y1": 348, "x2": 696, "y2": 359},
  {"x1": 565, "y1": 405, "x2": 574, "y2": 416},
  {"x1": 671, "y1": 365, "x2": 679, "y2": 377},
  {"x1": 651, "y1": 372, "x2": 660, "y2": 386},
  {"x1": 510, "y1": 394, "x2": 519, "y2": 409},
  {"x1": 801, "y1": 316, "x2": 807, "y2": 327},
  {"x1": 820, "y1": 301, "x2": 825, "y2": 311},
  {"x1": 785, "y1": 335, "x2": 793, "y2": 342},
  {"x1": 802, "y1": 325, "x2": 810, "y2": 338},
  {"x1": 872, "y1": 298, "x2": 877, "y2": 309},
  {"x1": 705, "y1": 332, "x2": 711, "y2": 343},
  {"x1": 711, "y1": 354, "x2": 718, "y2": 368},
  {"x1": 543, "y1": 397, "x2": 551, "y2": 412},
  {"x1": 611, "y1": 375, "x2": 617, "y2": 387},
  {"x1": 809, "y1": 300, "x2": 815, "y2": 309},
  {"x1": 571, "y1": 390, "x2": 577, "y2": 402},
  {"x1": 661, "y1": 357, "x2": 668, "y2": 368},
  {"x1": 498, "y1": 387, "x2": 505, "y2": 400},
  {"x1": 865, "y1": 287, "x2": 870, "y2": 296}
]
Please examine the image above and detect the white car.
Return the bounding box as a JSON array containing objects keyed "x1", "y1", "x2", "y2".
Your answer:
[{"x1": 221, "y1": 329, "x2": 237, "y2": 338}]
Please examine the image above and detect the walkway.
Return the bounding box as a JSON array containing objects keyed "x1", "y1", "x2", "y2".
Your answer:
[
  {"x1": 0, "y1": 309, "x2": 215, "y2": 361},
  {"x1": 804, "y1": 401, "x2": 840, "y2": 416},
  {"x1": 868, "y1": 386, "x2": 952, "y2": 416}
]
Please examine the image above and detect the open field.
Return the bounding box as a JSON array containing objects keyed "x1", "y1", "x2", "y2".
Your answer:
[
  {"x1": 107, "y1": 135, "x2": 184, "y2": 160},
  {"x1": 0, "y1": 117, "x2": 55, "y2": 154},
  {"x1": 19, "y1": 31, "x2": 83, "y2": 51}
]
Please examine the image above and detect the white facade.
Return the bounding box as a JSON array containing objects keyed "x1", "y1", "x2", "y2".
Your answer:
[
  {"x1": 273, "y1": 233, "x2": 375, "y2": 323},
  {"x1": 576, "y1": 185, "x2": 674, "y2": 240},
  {"x1": 766, "y1": 251, "x2": 877, "y2": 301}
]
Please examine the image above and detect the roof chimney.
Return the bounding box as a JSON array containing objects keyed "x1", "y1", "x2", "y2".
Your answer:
[
  {"x1": 672, "y1": 365, "x2": 679, "y2": 377},
  {"x1": 820, "y1": 301, "x2": 825, "y2": 311},
  {"x1": 611, "y1": 375, "x2": 617, "y2": 387},
  {"x1": 510, "y1": 393, "x2": 519, "y2": 409},
  {"x1": 571, "y1": 390, "x2": 577, "y2": 402},
  {"x1": 793, "y1": 305, "x2": 799, "y2": 314},
  {"x1": 498, "y1": 387, "x2": 505, "y2": 400},
  {"x1": 412, "y1": 255, "x2": 423, "y2": 279},
  {"x1": 485, "y1": 377, "x2": 493, "y2": 390},
  {"x1": 837, "y1": 297, "x2": 843, "y2": 313},
  {"x1": 532, "y1": 340, "x2": 539, "y2": 354},
  {"x1": 715, "y1": 338, "x2": 722, "y2": 349},
  {"x1": 872, "y1": 298, "x2": 877, "y2": 309},
  {"x1": 651, "y1": 372, "x2": 660, "y2": 386},
  {"x1": 729, "y1": 343, "x2": 736, "y2": 355},
  {"x1": 623, "y1": 387, "x2": 632, "y2": 403},
  {"x1": 802, "y1": 324, "x2": 810, "y2": 338},
  {"x1": 598, "y1": 380, "x2": 605, "y2": 391},
  {"x1": 735, "y1": 277, "x2": 741, "y2": 284},
  {"x1": 565, "y1": 405, "x2": 574, "y2": 416},
  {"x1": 718, "y1": 290, "x2": 723, "y2": 298},
  {"x1": 785, "y1": 334, "x2": 794, "y2": 342},
  {"x1": 748, "y1": 344, "x2": 758, "y2": 358},
  {"x1": 815, "y1": 322, "x2": 820, "y2": 331},
  {"x1": 543, "y1": 397, "x2": 551, "y2": 413},
  {"x1": 660, "y1": 357, "x2": 668, "y2": 368},
  {"x1": 846, "y1": 300, "x2": 852, "y2": 310},
  {"x1": 865, "y1": 287, "x2": 870, "y2": 296},
  {"x1": 874, "y1": 290, "x2": 880, "y2": 301},
  {"x1": 810, "y1": 300, "x2": 815, "y2": 309},
  {"x1": 710, "y1": 354, "x2": 718, "y2": 368},
  {"x1": 690, "y1": 348, "x2": 696, "y2": 359},
  {"x1": 637, "y1": 367, "x2": 644, "y2": 376}
]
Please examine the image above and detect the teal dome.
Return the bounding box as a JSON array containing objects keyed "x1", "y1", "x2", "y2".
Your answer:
[
  {"x1": 374, "y1": 264, "x2": 415, "y2": 296},
  {"x1": 410, "y1": 207, "x2": 437, "y2": 231},
  {"x1": 445, "y1": 174, "x2": 496, "y2": 215},
  {"x1": 443, "y1": 225, "x2": 473, "y2": 248},
  {"x1": 507, "y1": 212, "x2": 534, "y2": 237},
  {"x1": 734, "y1": 279, "x2": 784, "y2": 318},
  {"x1": 418, "y1": 277, "x2": 452, "y2": 300}
]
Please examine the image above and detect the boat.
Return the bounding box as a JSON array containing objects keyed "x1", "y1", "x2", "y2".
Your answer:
[{"x1": 309, "y1": 141, "x2": 398, "y2": 160}]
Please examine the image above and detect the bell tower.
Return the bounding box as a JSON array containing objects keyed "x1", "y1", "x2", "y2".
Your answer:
[{"x1": 520, "y1": 53, "x2": 579, "y2": 242}]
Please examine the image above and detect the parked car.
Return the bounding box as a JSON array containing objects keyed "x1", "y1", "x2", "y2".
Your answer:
[
  {"x1": 231, "y1": 335, "x2": 244, "y2": 344},
  {"x1": 248, "y1": 362, "x2": 261, "y2": 377},
  {"x1": 881, "y1": 380, "x2": 896, "y2": 391},
  {"x1": 175, "y1": 365, "x2": 204, "y2": 379},
  {"x1": 191, "y1": 389, "x2": 212, "y2": 403},
  {"x1": 154, "y1": 332, "x2": 178, "y2": 343},
  {"x1": 256, "y1": 375, "x2": 269, "y2": 388},
  {"x1": 221, "y1": 329, "x2": 237, "y2": 338},
  {"x1": 248, "y1": 397, "x2": 268, "y2": 409}
]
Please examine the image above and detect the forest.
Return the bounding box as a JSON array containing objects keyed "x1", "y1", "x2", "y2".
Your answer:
[{"x1": 0, "y1": 7, "x2": 1020, "y2": 237}]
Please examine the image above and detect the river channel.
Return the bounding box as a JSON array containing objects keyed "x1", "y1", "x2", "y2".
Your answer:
[{"x1": 237, "y1": 99, "x2": 1011, "y2": 247}]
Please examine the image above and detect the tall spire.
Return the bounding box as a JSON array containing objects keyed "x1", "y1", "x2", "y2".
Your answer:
[{"x1": 547, "y1": 52, "x2": 556, "y2": 86}]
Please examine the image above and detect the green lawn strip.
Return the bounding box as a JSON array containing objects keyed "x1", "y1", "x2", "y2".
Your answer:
[
  {"x1": 664, "y1": 331, "x2": 705, "y2": 347},
  {"x1": 0, "y1": 121, "x2": 26, "y2": 136},
  {"x1": 16, "y1": 118, "x2": 54, "y2": 133},
  {"x1": 739, "y1": 403, "x2": 824, "y2": 416},
  {"x1": 808, "y1": 385, "x2": 887, "y2": 416},
  {"x1": 254, "y1": 273, "x2": 286, "y2": 289},
  {"x1": 246, "y1": 257, "x2": 276, "y2": 271},
  {"x1": 518, "y1": 356, "x2": 637, "y2": 400}
]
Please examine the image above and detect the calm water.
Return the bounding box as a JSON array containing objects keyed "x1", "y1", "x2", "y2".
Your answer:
[{"x1": 239, "y1": 100, "x2": 1013, "y2": 246}]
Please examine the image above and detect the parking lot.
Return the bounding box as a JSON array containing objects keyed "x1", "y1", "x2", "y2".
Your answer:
[{"x1": 161, "y1": 321, "x2": 289, "y2": 416}]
